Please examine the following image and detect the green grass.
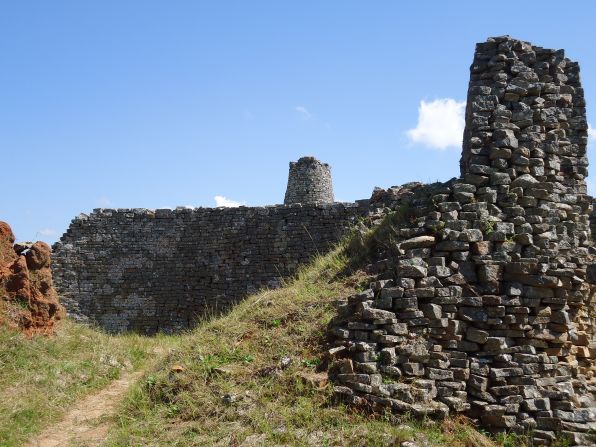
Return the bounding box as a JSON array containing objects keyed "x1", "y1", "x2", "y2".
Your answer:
[
  {"x1": 0, "y1": 237, "x2": 527, "y2": 446},
  {"x1": 103, "y1": 247, "x2": 501, "y2": 447},
  {"x1": 0, "y1": 320, "x2": 180, "y2": 447}
]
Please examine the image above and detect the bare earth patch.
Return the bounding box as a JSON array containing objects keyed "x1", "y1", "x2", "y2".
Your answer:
[{"x1": 25, "y1": 370, "x2": 144, "y2": 447}]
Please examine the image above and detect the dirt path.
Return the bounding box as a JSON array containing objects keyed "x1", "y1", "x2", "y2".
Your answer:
[{"x1": 25, "y1": 370, "x2": 144, "y2": 447}]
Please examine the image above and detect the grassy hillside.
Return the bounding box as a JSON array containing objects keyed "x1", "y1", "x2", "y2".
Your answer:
[
  {"x1": 103, "y1": 247, "x2": 511, "y2": 447},
  {"x1": 0, "y1": 228, "x2": 526, "y2": 446},
  {"x1": 0, "y1": 321, "x2": 179, "y2": 447}
]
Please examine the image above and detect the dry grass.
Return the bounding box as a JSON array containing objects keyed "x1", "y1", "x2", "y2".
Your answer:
[
  {"x1": 0, "y1": 241, "x2": 528, "y2": 446},
  {"x1": 0, "y1": 320, "x2": 180, "y2": 447},
  {"x1": 104, "y1": 247, "x2": 508, "y2": 447}
]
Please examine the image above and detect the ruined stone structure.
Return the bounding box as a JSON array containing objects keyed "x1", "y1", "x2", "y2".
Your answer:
[
  {"x1": 53, "y1": 202, "x2": 364, "y2": 333},
  {"x1": 53, "y1": 156, "x2": 351, "y2": 333},
  {"x1": 284, "y1": 156, "x2": 334, "y2": 204},
  {"x1": 330, "y1": 37, "x2": 595, "y2": 445},
  {"x1": 52, "y1": 36, "x2": 595, "y2": 443}
]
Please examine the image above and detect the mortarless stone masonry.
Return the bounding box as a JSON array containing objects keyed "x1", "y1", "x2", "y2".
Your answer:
[
  {"x1": 284, "y1": 156, "x2": 334, "y2": 204},
  {"x1": 53, "y1": 155, "x2": 350, "y2": 333},
  {"x1": 53, "y1": 202, "x2": 365, "y2": 333},
  {"x1": 52, "y1": 36, "x2": 595, "y2": 444},
  {"x1": 53, "y1": 155, "x2": 352, "y2": 333},
  {"x1": 330, "y1": 37, "x2": 595, "y2": 445}
]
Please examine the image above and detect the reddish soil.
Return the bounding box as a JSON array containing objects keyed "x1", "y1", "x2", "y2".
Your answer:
[{"x1": 0, "y1": 221, "x2": 64, "y2": 334}]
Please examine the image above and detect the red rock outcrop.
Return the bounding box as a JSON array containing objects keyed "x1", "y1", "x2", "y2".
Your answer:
[{"x1": 0, "y1": 221, "x2": 64, "y2": 334}]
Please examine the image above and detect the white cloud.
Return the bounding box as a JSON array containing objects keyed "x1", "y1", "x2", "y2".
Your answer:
[
  {"x1": 37, "y1": 228, "x2": 57, "y2": 237},
  {"x1": 214, "y1": 195, "x2": 245, "y2": 207},
  {"x1": 587, "y1": 178, "x2": 596, "y2": 197},
  {"x1": 406, "y1": 98, "x2": 466, "y2": 150},
  {"x1": 295, "y1": 106, "x2": 312, "y2": 120},
  {"x1": 97, "y1": 196, "x2": 113, "y2": 207},
  {"x1": 589, "y1": 123, "x2": 596, "y2": 141}
]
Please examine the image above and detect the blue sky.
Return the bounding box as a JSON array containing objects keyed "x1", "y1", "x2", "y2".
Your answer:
[{"x1": 2, "y1": 1, "x2": 595, "y2": 244}]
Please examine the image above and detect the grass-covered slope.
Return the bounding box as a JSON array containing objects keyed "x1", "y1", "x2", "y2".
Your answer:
[
  {"x1": 0, "y1": 321, "x2": 177, "y2": 447},
  {"x1": 0, "y1": 219, "x2": 524, "y2": 446},
  {"x1": 105, "y1": 247, "x2": 505, "y2": 447}
]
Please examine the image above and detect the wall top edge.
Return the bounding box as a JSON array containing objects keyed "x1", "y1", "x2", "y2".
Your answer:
[{"x1": 68, "y1": 200, "x2": 369, "y2": 220}]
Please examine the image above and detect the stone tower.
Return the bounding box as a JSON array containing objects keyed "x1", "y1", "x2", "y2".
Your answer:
[
  {"x1": 284, "y1": 156, "x2": 334, "y2": 205},
  {"x1": 460, "y1": 36, "x2": 590, "y2": 256},
  {"x1": 330, "y1": 37, "x2": 596, "y2": 445}
]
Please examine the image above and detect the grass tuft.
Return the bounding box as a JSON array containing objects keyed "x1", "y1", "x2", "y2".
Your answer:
[
  {"x1": 0, "y1": 320, "x2": 179, "y2": 447},
  {"x1": 103, "y1": 246, "x2": 501, "y2": 446},
  {"x1": 1, "y1": 234, "x2": 519, "y2": 446}
]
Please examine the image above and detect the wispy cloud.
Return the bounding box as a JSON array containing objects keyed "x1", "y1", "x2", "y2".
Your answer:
[
  {"x1": 294, "y1": 106, "x2": 312, "y2": 120},
  {"x1": 589, "y1": 123, "x2": 595, "y2": 141},
  {"x1": 37, "y1": 228, "x2": 57, "y2": 237},
  {"x1": 406, "y1": 98, "x2": 465, "y2": 150},
  {"x1": 97, "y1": 196, "x2": 113, "y2": 207},
  {"x1": 214, "y1": 195, "x2": 245, "y2": 207},
  {"x1": 587, "y1": 179, "x2": 596, "y2": 197}
]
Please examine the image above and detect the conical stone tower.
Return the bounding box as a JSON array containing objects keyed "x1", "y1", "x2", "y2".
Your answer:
[{"x1": 284, "y1": 156, "x2": 334, "y2": 205}]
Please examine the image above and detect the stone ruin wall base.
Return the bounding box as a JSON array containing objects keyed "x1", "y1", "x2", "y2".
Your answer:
[
  {"x1": 330, "y1": 37, "x2": 595, "y2": 446},
  {"x1": 52, "y1": 203, "x2": 366, "y2": 333}
]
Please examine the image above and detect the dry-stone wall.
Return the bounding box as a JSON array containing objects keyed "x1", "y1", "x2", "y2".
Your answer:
[
  {"x1": 284, "y1": 156, "x2": 334, "y2": 204},
  {"x1": 53, "y1": 203, "x2": 364, "y2": 333},
  {"x1": 51, "y1": 35, "x2": 595, "y2": 444},
  {"x1": 330, "y1": 37, "x2": 595, "y2": 446}
]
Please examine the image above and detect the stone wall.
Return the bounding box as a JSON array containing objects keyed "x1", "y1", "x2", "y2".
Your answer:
[
  {"x1": 50, "y1": 35, "x2": 595, "y2": 443},
  {"x1": 330, "y1": 37, "x2": 595, "y2": 445},
  {"x1": 53, "y1": 203, "x2": 364, "y2": 333},
  {"x1": 284, "y1": 156, "x2": 334, "y2": 204}
]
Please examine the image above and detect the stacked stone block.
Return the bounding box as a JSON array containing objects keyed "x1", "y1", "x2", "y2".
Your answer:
[
  {"x1": 330, "y1": 37, "x2": 595, "y2": 445},
  {"x1": 50, "y1": 35, "x2": 596, "y2": 444},
  {"x1": 284, "y1": 156, "x2": 334, "y2": 204},
  {"x1": 53, "y1": 203, "x2": 364, "y2": 333}
]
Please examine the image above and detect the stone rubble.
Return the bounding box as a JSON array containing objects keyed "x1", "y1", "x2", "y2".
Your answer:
[
  {"x1": 48, "y1": 35, "x2": 596, "y2": 444},
  {"x1": 330, "y1": 37, "x2": 595, "y2": 446}
]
